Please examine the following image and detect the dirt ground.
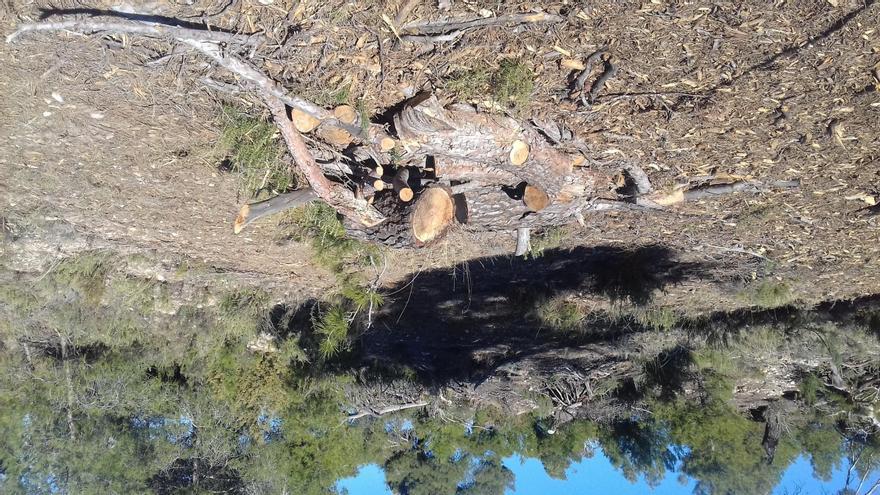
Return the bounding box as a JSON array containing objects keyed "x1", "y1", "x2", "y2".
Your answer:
[{"x1": 1, "y1": 0, "x2": 878, "y2": 308}]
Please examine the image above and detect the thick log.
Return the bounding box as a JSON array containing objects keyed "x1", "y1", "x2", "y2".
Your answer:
[
  {"x1": 394, "y1": 95, "x2": 603, "y2": 200},
  {"x1": 434, "y1": 159, "x2": 519, "y2": 185},
  {"x1": 460, "y1": 188, "x2": 592, "y2": 230},
  {"x1": 411, "y1": 188, "x2": 454, "y2": 243},
  {"x1": 345, "y1": 187, "x2": 454, "y2": 247},
  {"x1": 291, "y1": 109, "x2": 321, "y2": 133},
  {"x1": 334, "y1": 105, "x2": 359, "y2": 125},
  {"x1": 524, "y1": 185, "x2": 550, "y2": 212},
  {"x1": 234, "y1": 189, "x2": 317, "y2": 234}
]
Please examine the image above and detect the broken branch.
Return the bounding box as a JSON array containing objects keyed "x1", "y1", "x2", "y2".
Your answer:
[
  {"x1": 234, "y1": 189, "x2": 317, "y2": 234},
  {"x1": 515, "y1": 228, "x2": 531, "y2": 257},
  {"x1": 263, "y1": 95, "x2": 385, "y2": 227},
  {"x1": 5, "y1": 18, "x2": 265, "y2": 46}
]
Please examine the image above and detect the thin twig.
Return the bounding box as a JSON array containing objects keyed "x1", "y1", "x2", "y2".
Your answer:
[
  {"x1": 400, "y1": 30, "x2": 464, "y2": 44},
  {"x1": 588, "y1": 61, "x2": 618, "y2": 104}
]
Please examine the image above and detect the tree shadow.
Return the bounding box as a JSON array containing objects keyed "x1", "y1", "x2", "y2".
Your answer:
[{"x1": 357, "y1": 244, "x2": 715, "y2": 384}]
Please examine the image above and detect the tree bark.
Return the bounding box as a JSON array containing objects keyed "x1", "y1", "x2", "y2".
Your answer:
[
  {"x1": 56, "y1": 330, "x2": 77, "y2": 440},
  {"x1": 515, "y1": 228, "x2": 531, "y2": 256},
  {"x1": 394, "y1": 95, "x2": 604, "y2": 203},
  {"x1": 234, "y1": 189, "x2": 317, "y2": 233}
]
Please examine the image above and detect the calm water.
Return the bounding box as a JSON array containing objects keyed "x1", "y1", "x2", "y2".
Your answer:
[{"x1": 336, "y1": 448, "x2": 879, "y2": 495}]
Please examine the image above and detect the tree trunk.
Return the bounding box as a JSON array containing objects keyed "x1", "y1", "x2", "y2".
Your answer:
[{"x1": 56, "y1": 330, "x2": 77, "y2": 440}]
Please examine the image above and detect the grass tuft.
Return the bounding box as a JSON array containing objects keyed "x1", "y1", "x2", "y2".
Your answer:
[
  {"x1": 443, "y1": 59, "x2": 534, "y2": 111},
  {"x1": 445, "y1": 68, "x2": 491, "y2": 102},
  {"x1": 492, "y1": 59, "x2": 534, "y2": 110},
  {"x1": 634, "y1": 307, "x2": 679, "y2": 332},
  {"x1": 53, "y1": 252, "x2": 111, "y2": 305},
  {"x1": 742, "y1": 280, "x2": 793, "y2": 308},
  {"x1": 527, "y1": 227, "x2": 569, "y2": 259},
  {"x1": 218, "y1": 106, "x2": 291, "y2": 199},
  {"x1": 283, "y1": 203, "x2": 379, "y2": 273}
]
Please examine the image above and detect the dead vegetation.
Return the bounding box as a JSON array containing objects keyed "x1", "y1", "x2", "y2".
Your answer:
[{"x1": 0, "y1": 0, "x2": 878, "y2": 304}]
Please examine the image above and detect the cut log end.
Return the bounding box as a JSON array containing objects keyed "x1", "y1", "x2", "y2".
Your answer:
[
  {"x1": 393, "y1": 168, "x2": 412, "y2": 201},
  {"x1": 380, "y1": 137, "x2": 396, "y2": 152},
  {"x1": 509, "y1": 139, "x2": 530, "y2": 166},
  {"x1": 411, "y1": 187, "x2": 454, "y2": 244},
  {"x1": 233, "y1": 204, "x2": 250, "y2": 234},
  {"x1": 524, "y1": 185, "x2": 551, "y2": 211},
  {"x1": 291, "y1": 108, "x2": 320, "y2": 133},
  {"x1": 333, "y1": 104, "x2": 358, "y2": 124},
  {"x1": 319, "y1": 126, "x2": 353, "y2": 146},
  {"x1": 373, "y1": 179, "x2": 387, "y2": 191}
]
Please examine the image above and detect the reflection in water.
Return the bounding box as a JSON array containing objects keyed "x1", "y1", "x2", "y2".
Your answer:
[
  {"x1": 338, "y1": 449, "x2": 880, "y2": 495},
  {"x1": 1, "y1": 249, "x2": 878, "y2": 494}
]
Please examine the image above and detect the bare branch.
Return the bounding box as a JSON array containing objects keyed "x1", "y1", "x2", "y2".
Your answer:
[
  {"x1": 346, "y1": 401, "x2": 429, "y2": 422},
  {"x1": 263, "y1": 95, "x2": 386, "y2": 227},
  {"x1": 234, "y1": 189, "x2": 317, "y2": 234},
  {"x1": 6, "y1": 18, "x2": 264, "y2": 46}
]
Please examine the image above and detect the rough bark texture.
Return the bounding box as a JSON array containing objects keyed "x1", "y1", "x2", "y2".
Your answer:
[
  {"x1": 394, "y1": 95, "x2": 604, "y2": 202},
  {"x1": 234, "y1": 189, "x2": 318, "y2": 234}
]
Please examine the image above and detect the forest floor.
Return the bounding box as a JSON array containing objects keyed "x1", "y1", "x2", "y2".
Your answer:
[{"x1": 1, "y1": 0, "x2": 879, "y2": 313}]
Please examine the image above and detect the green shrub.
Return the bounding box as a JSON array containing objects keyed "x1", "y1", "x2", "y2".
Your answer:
[
  {"x1": 536, "y1": 297, "x2": 584, "y2": 332},
  {"x1": 218, "y1": 106, "x2": 290, "y2": 198},
  {"x1": 217, "y1": 288, "x2": 271, "y2": 341},
  {"x1": 798, "y1": 373, "x2": 821, "y2": 406},
  {"x1": 313, "y1": 305, "x2": 351, "y2": 359}
]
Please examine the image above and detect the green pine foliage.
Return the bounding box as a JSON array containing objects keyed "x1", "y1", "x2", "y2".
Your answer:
[{"x1": 218, "y1": 106, "x2": 291, "y2": 199}]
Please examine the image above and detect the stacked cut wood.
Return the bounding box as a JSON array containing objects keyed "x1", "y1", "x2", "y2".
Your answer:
[
  {"x1": 4, "y1": 13, "x2": 799, "y2": 251},
  {"x1": 282, "y1": 94, "x2": 614, "y2": 248}
]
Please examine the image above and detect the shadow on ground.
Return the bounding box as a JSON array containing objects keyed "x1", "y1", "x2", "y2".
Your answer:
[{"x1": 356, "y1": 244, "x2": 716, "y2": 383}]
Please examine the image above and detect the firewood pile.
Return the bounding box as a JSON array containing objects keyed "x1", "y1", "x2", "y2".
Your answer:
[{"x1": 7, "y1": 9, "x2": 798, "y2": 252}]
